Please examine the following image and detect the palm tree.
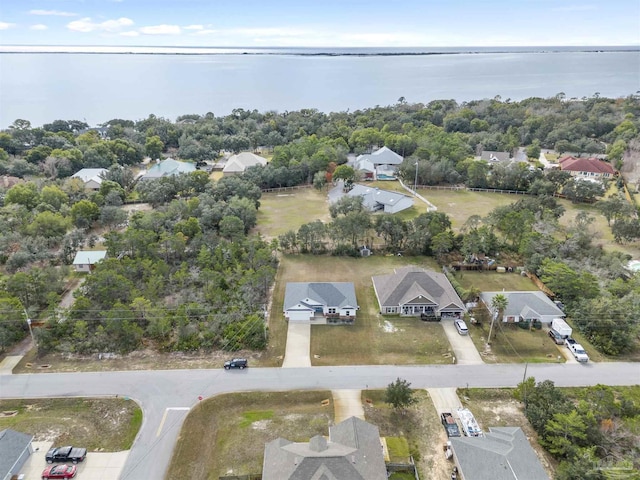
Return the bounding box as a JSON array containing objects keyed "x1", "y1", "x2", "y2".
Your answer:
[{"x1": 487, "y1": 293, "x2": 508, "y2": 344}]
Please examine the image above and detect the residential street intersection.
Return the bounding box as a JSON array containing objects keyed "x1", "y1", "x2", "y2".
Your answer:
[{"x1": 1, "y1": 362, "x2": 638, "y2": 479}]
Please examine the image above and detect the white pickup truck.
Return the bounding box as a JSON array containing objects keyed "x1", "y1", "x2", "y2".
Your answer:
[{"x1": 565, "y1": 337, "x2": 589, "y2": 362}]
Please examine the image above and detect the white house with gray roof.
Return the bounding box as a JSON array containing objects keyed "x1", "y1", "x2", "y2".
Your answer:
[
  {"x1": 72, "y1": 250, "x2": 107, "y2": 272},
  {"x1": 262, "y1": 416, "x2": 387, "y2": 480},
  {"x1": 450, "y1": 426, "x2": 549, "y2": 480},
  {"x1": 356, "y1": 146, "x2": 403, "y2": 166},
  {"x1": 347, "y1": 184, "x2": 414, "y2": 214},
  {"x1": 284, "y1": 282, "x2": 358, "y2": 323},
  {"x1": 480, "y1": 291, "x2": 564, "y2": 324},
  {"x1": 372, "y1": 266, "x2": 465, "y2": 317},
  {"x1": 222, "y1": 152, "x2": 267, "y2": 175},
  {"x1": 71, "y1": 168, "x2": 108, "y2": 190}
]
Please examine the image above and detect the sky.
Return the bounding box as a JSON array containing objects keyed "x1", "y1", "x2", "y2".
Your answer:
[{"x1": 0, "y1": 0, "x2": 639, "y2": 47}]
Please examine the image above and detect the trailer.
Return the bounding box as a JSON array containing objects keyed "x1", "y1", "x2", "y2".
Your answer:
[
  {"x1": 457, "y1": 408, "x2": 483, "y2": 437},
  {"x1": 551, "y1": 318, "x2": 572, "y2": 338}
]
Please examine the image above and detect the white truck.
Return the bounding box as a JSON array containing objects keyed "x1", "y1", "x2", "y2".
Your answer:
[
  {"x1": 551, "y1": 318, "x2": 572, "y2": 339},
  {"x1": 566, "y1": 340, "x2": 589, "y2": 362}
]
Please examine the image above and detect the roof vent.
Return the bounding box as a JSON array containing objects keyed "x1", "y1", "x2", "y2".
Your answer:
[{"x1": 309, "y1": 435, "x2": 328, "y2": 452}]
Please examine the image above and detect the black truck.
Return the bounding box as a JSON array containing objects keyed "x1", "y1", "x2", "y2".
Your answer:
[
  {"x1": 45, "y1": 446, "x2": 87, "y2": 464},
  {"x1": 440, "y1": 412, "x2": 461, "y2": 437}
]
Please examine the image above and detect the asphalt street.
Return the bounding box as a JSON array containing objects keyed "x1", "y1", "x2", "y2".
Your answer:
[{"x1": 1, "y1": 362, "x2": 639, "y2": 479}]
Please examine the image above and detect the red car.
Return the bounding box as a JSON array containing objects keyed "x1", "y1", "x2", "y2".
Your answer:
[{"x1": 41, "y1": 464, "x2": 77, "y2": 479}]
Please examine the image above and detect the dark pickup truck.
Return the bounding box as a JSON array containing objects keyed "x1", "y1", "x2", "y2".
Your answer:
[
  {"x1": 441, "y1": 412, "x2": 461, "y2": 437},
  {"x1": 45, "y1": 446, "x2": 87, "y2": 464}
]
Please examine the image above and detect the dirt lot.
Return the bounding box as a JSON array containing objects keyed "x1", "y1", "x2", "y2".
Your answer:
[{"x1": 0, "y1": 398, "x2": 141, "y2": 451}]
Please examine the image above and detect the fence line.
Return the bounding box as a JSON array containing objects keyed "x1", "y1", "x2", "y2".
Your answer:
[{"x1": 261, "y1": 184, "x2": 313, "y2": 193}]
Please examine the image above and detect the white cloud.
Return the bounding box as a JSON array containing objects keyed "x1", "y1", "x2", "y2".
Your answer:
[
  {"x1": 0, "y1": 22, "x2": 16, "y2": 30},
  {"x1": 120, "y1": 30, "x2": 139, "y2": 37},
  {"x1": 184, "y1": 24, "x2": 204, "y2": 31},
  {"x1": 139, "y1": 24, "x2": 181, "y2": 35},
  {"x1": 193, "y1": 29, "x2": 218, "y2": 36},
  {"x1": 29, "y1": 9, "x2": 78, "y2": 17},
  {"x1": 30, "y1": 24, "x2": 49, "y2": 31},
  {"x1": 67, "y1": 17, "x2": 134, "y2": 33},
  {"x1": 232, "y1": 27, "x2": 309, "y2": 38}
]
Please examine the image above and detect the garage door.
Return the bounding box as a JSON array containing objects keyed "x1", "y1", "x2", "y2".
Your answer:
[{"x1": 287, "y1": 310, "x2": 312, "y2": 322}]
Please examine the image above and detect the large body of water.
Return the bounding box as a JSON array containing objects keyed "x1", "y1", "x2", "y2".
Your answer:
[{"x1": 0, "y1": 47, "x2": 638, "y2": 127}]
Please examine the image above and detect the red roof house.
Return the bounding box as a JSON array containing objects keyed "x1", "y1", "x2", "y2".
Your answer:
[{"x1": 558, "y1": 156, "x2": 615, "y2": 179}]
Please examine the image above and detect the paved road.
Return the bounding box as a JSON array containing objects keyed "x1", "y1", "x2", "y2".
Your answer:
[{"x1": 1, "y1": 363, "x2": 638, "y2": 479}]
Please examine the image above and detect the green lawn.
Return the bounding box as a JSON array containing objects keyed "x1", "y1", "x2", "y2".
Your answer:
[
  {"x1": 451, "y1": 270, "x2": 538, "y2": 292},
  {"x1": 270, "y1": 254, "x2": 453, "y2": 366},
  {"x1": 254, "y1": 187, "x2": 331, "y2": 239},
  {"x1": 467, "y1": 320, "x2": 566, "y2": 364},
  {"x1": 167, "y1": 391, "x2": 333, "y2": 479}
]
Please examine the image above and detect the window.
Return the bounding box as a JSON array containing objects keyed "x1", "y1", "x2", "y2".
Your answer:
[{"x1": 328, "y1": 308, "x2": 336, "y2": 314}]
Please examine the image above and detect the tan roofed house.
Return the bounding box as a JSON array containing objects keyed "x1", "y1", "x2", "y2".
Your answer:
[
  {"x1": 222, "y1": 152, "x2": 267, "y2": 175},
  {"x1": 372, "y1": 266, "x2": 465, "y2": 317}
]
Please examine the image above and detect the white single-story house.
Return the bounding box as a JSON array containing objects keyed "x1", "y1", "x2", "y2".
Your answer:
[
  {"x1": 71, "y1": 168, "x2": 108, "y2": 190},
  {"x1": 72, "y1": 250, "x2": 107, "y2": 272},
  {"x1": 347, "y1": 184, "x2": 414, "y2": 214},
  {"x1": 372, "y1": 266, "x2": 466, "y2": 317},
  {"x1": 356, "y1": 146, "x2": 403, "y2": 167},
  {"x1": 284, "y1": 282, "x2": 358, "y2": 324},
  {"x1": 0, "y1": 429, "x2": 34, "y2": 480},
  {"x1": 558, "y1": 156, "x2": 615, "y2": 180},
  {"x1": 222, "y1": 152, "x2": 267, "y2": 175},
  {"x1": 479, "y1": 291, "x2": 565, "y2": 324},
  {"x1": 140, "y1": 158, "x2": 196, "y2": 181}
]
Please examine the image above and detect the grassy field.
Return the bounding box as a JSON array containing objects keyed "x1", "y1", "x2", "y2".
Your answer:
[
  {"x1": 254, "y1": 187, "x2": 331, "y2": 239},
  {"x1": 167, "y1": 391, "x2": 333, "y2": 479},
  {"x1": 271, "y1": 254, "x2": 454, "y2": 366},
  {"x1": 467, "y1": 321, "x2": 566, "y2": 363},
  {"x1": 451, "y1": 270, "x2": 538, "y2": 292},
  {"x1": 0, "y1": 398, "x2": 141, "y2": 450}
]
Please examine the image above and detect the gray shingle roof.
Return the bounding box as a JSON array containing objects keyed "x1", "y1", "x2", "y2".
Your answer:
[
  {"x1": 356, "y1": 146, "x2": 403, "y2": 166},
  {"x1": 72, "y1": 250, "x2": 107, "y2": 265},
  {"x1": 347, "y1": 184, "x2": 412, "y2": 210},
  {"x1": 284, "y1": 283, "x2": 358, "y2": 311},
  {"x1": 450, "y1": 427, "x2": 549, "y2": 480},
  {"x1": 479, "y1": 291, "x2": 564, "y2": 319},
  {"x1": 262, "y1": 417, "x2": 387, "y2": 480},
  {"x1": 143, "y1": 158, "x2": 196, "y2": 179},
  {"x1": 0, "y1": 429, "x2": 33, "y2": 479},
  {"x1": 372, "y1": 267, "x2": 465, "y2": 313},
  {"x1": 223, "y1": 152, "x2": 267, "y2": 173}
]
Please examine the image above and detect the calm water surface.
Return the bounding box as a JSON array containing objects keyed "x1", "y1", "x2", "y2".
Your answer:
[{"x1": 0, "y1": 51, "x2": 638, "y2": 127}]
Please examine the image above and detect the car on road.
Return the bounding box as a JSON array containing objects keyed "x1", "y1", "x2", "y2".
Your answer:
[
  {"x1": 224, "y1": 358, "x2": 248, "y2": 370},
  {"x1": 41, "y1": 464, "x2": 77, "y2": 479},
  {"x1": 45, "y1": 446, "x2": 87, "y2": 464},
  {"x1": 440, "y1": 412, "x2": 461, "y2": 437},
  {"x1": 548, "y1": 329, "x2": 564, "y2": 345},
  {"x1": 454, "y1": 319, "x2": 468, "y2": 335}
]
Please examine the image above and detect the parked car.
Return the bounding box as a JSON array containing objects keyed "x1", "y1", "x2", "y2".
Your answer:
[
  {"x1": 41, "y1": 464, "x2": 77, "y2": 479},
  {"x1": 564, "y1": 337, "x2": 577, "y2": 348},
  {"x1": 567, "y1": 343, "x2": 589, "y2": 362},
  {"x1": 548, "y1": 329, "x2": 564, "y2": 345},
  {"x1": 45, "y1": 446, "x2": 87, "y2": 464},
  {"x1": 440, "y1": 412, "x2": 461, "y2": 437},
  {"x1": 224, "y1": 358, "x2": 248, "y2": 370},
  {"x1": 454, "y1": 319, "x2": 468, "y2": 335}
]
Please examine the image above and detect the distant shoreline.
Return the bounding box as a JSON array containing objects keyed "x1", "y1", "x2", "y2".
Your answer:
[{"x1": 1, "y1": 45, "x2": 638, "y2": 56}]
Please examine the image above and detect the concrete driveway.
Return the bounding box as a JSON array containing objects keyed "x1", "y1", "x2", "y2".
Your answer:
[
  {"x1": 332, "y1": 389, "x2": 364, "y2": 423},
  {"x1": 282, "y1": 322, "x2": 311, "y2": 368},
  {"x1": 427, "y1": 388, "x2": 463, "y2": 414},
  {"x1": 441, "y1": 319, "x2": 484, "y2": 365},
  {"x1": 18, "y1": 442, "x2": 128, "y2": 480}
]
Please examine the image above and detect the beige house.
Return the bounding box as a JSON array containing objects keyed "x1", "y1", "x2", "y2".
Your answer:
[{"x1": 222, "y1": 152, "x2": 267, "y2": 175}]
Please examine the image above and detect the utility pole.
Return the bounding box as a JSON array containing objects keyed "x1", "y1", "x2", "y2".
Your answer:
[
  {"x1": 23, "y1": 307, "x2": 36, "y2": 347},
  {"x1": 487, "y1": 310, "x2": 498, "y2": 346},
  {"x1": 414, "y1": 161, "x2": 419, "y2": 195}
]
